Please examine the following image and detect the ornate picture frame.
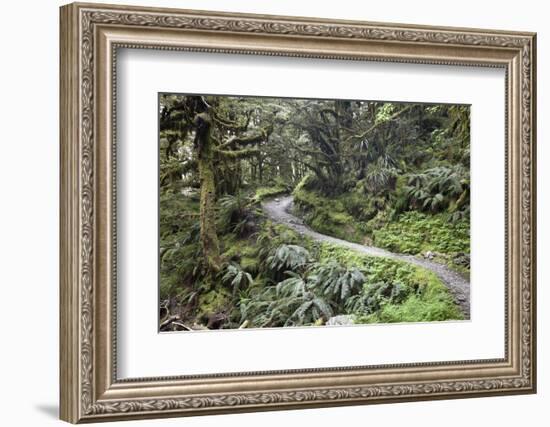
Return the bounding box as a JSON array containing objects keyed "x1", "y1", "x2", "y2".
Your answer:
[{"x1": 60, "y1": 2, "x2": 536, "y2": 423}]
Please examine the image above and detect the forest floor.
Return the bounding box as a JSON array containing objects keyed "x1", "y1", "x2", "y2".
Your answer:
[{"x1": 262, "y1": 195, "x2": 470, "y2": 318}]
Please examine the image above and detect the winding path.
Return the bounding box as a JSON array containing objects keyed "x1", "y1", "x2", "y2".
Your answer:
[{"x1": 262, "y1": 195, "x2": 470, "y2": 318}]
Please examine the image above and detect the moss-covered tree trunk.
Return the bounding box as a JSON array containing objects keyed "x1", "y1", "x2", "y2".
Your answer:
[{"x1": 194, "y1": 111, "x2": 221, "y2": 273}]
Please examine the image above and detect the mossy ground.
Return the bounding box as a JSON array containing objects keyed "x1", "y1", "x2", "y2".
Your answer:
[
  {"x1": 160, "y1": 188, "x2": 465, "y2": 328},
  {"x1": 252, "y1": 185, "x2": 288, "y2": 203},
  {"x1": 292, "y1": 186, "x2": 469, "y2": 272},
  {"x1": 373, "y1": 211, "x2": 469, "y2": 255},
  {"x1": 317, "y1": 243, "x2": 463, "y2": 323},
  {"x1": 292, "y1": 186, "x2": 367, "y2": 243}
]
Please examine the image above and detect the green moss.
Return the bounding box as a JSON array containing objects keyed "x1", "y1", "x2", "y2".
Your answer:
[
  {"x1": 361, "y1": 267, "x2": 463, "y2": 323},
  {"x1": 318, "y1": 243, "x2": 463, "y2": 323},
  {"x1": 252, "y1": 186, "x2": 288, "y2": 202},
  {"x1": 292, "y1": 187, "x2": 366, "y2": 243},
  {"x1": 221, "y1": 235, "x2": 244, "y2": 258},
  {"x1": 317, "y1": 243, "x2": 371, "y2": 268},
  {"x1": 359, "y1": 293, "x2": 463, "y2": 323},
  {"x1": 240, "y1": 256, "x2": 259, "y2": 274},
  {"x1": 161, "y1": 187, "x2": 466, "y2": 327},
  {"x1": 159, "y1": 193, "x2": 202, "y2": 301},
  {"x1": 159, "y1": 193, "x2": 199, "y2": 239},
  {"x1": 373, "y1": 211, "x2": 470, "y2": 258},
  {"x1": 341, "y1": 190, "x2": 387, "y2": 222},
  {"x1": 292, "y1": 184, "x2": 469, "y2": 272},
  {"x1": 197, "y1": 289, "x2": 231, "y2": 317},
  {"x1": 360, "y1": 265, "x2": 463, "y2": 323},
  {"x1": 262, "y1": 221, "x2": 310, "y2": 248},
  {"x1": 219, "y1": 234, "x2": 262, "y2": 275},
  {"x1": 159, "y1": 275, "x2": 180, "y2": 302},
  {"x1": 293, "y1": 173, "x2": 316, "y2": 193},
  {"x1": 319, "y1": 244, "x2": 424, "y2": 294}
]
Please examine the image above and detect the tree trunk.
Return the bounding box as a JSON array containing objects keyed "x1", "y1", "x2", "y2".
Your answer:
[
  {"x1": 194, "y1": 112, "x2": 221, "y2": 273},
  {"x1": 258, "y1": 156, "x2": 264, "y2": 183}
]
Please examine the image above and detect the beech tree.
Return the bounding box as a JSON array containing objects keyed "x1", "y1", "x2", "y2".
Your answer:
[{"x1": 160, "y1": 95, "x2": 272, "y2": 273}]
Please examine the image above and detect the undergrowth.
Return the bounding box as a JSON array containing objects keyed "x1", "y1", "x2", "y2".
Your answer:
[
  {"x1": 317, "y1": 243, "x2": 463, "y2": 323},
  {"x1": 292, "y1": 185, "x2": 367, "y2": 244},
  {"x1": 160, "y1": 190, "x2": 464, "y2": 329}
]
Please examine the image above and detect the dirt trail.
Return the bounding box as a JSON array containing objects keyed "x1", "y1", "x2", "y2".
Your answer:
[{"x1": 262, "y1": 195, "x2": 470, "y2": 318}]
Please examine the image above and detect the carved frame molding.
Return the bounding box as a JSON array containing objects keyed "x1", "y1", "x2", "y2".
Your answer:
[{"x1": 60, "y1": 2, "x2": 536, "y2": 423}]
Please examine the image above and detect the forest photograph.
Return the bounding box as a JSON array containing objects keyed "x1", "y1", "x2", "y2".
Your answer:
[{"x1": 158, "y1": 93, "x2": 471, "y2": 332}]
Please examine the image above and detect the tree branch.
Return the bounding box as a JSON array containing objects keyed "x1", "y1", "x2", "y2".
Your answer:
[
  {"x1": 344, "y1": 105, "x2": 413, "y2": 144},
  {"x1": 217, "y1": 126, "x2": 272, "y2": 150},
  {"x1": 215, "y1": 147, "x2": 261, "y2": 159},
  {"x1": 212, "y1": 110, "x2": 251, "y2": 131},
  {"x1": 291, "y1": 156, "x2": 327, "y2": 180}
]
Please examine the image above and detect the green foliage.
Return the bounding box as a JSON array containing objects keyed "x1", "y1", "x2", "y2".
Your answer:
[
  {"x1": 358, "y1": 294, "x2": 463, "y2": 323},
  {"x1": 160, "y1": 240, "x2": 201, "y2": 298},
  {"x1": 317, "y1": 243, "x2": 462, "y2": 323},
  {"x1": 255, "y1": 222, "x2": 305, "y2": 268},
  {"x1": 220, "y1": 235, "x2": 261, "y2": 277},
  {"x1": 375, "y1": 103, "x2": 396, "y2": 125},
  {"x1": 267, "y1": 244, "x2": 311, "y2": 273},
  {"x1": 287, "y1": 292, "x2": 333, "y2": 326},
  {"x1": 276, "y1": 271, "x2": 309, "y2": 298},
  {"x1": 252, "y1": 185, "x2": 288, "y2": 202},
  {"x1": 361, "y1": 157, "x2": 398, "y2": 195},
  {"x1": 241, "y1": 267, "x2": 339, "y2": 328},
  {"x1": 402, "y1": 165, "x2": 469, "y2": 216},
  {"x1": 293, "y1": 173, "x2": 317, "y2": 194},
  {"x1": 217, "y1": 193, "x2": 253, "y2": 236},
  {"x1": 309, "y1": 262, "x2": 365, "y2": 302},
  {"x1": 345, "y1": 281, "x2": 410, "y2": 316},
  {"x1": 159, "y1": 94, "x2": 470, "y2": 330},
  {"x1": 373, "y1": 211, "x2": 470, "y2": 260},
  {"x1": 238, "y1": 287, "x2": 289, "y2": 327},
  {"x1": 239, "y1": 256, "x2": 260, "y2": 275},
  {"x1": 358, "y1": 264, "x2": 463, "y2": 323},
  {"x1": 239, "y1": 283, "x2": 334, "y2": 328},
  {"x1": 159, "y1": 192, "x2": 203, "y2": 301},
  {"x1": 222, "y1": 262, "x2": 254, "y2": 296},
  {"x1": 293, "y1": 186, "x2": 366, "y2": 243},
  {"x1": 197, "y1": 288, "x2": 231, "y2": 318}
]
